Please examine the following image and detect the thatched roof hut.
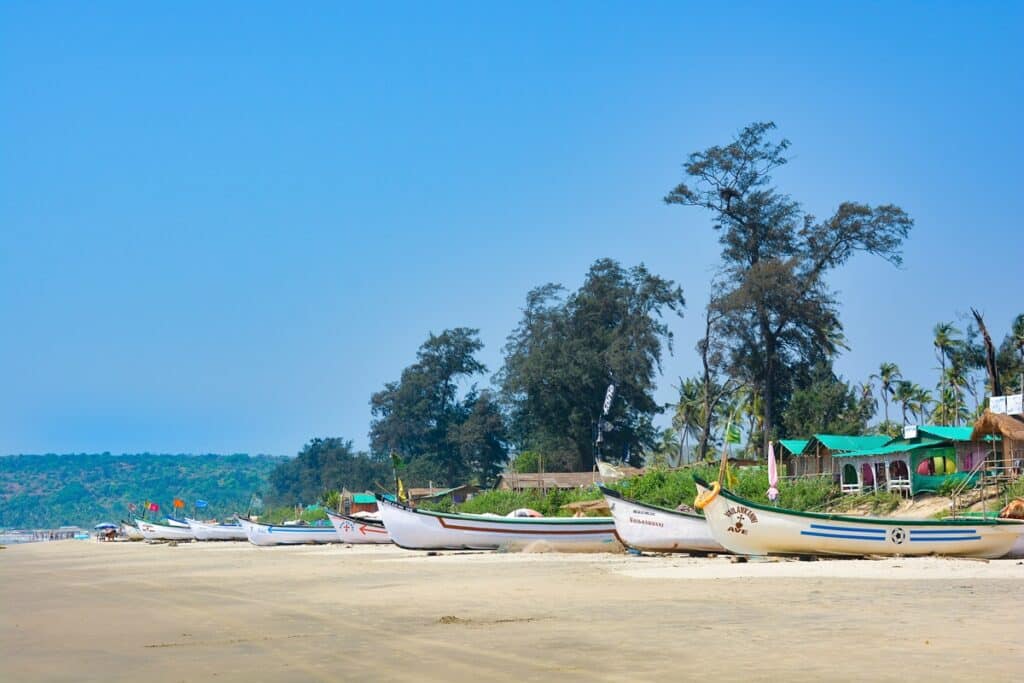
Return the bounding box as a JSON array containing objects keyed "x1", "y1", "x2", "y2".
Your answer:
[
  {"x1": 970, "y1": 411, "x2": 1024, "y2": 441},
  {"x1": 970, "y1": 410, "x2": 1024, "y2": 470}
]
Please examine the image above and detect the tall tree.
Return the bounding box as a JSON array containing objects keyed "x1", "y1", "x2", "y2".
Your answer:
[
  {"x1": 499, "y1": 259, "x2": 684, "y2": 470},
  {"x1": 665, "y1": 122, "x2": 912, "y2": 454},
  {"x1": 893, "y1": 380, "x2": 915, "y2": 425},
  {"x1": 871, "y1": 362, "x2": 902, "y2": 425},
  {"x1": 932, "y1": 321, "x2": 962, "y2": 420},
  {"x1": 370, "y1": 328, "x2": 507, "y2": 485},
  {"x1": 672, "y1": 377, "x2": 704, "y2": 464},
  {"x1": 693, "y1": 299, "x2": 739, "y2": 461}
]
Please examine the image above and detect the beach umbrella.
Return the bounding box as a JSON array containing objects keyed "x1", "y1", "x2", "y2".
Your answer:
[
  {"x1": 767, "y1": 442, "x2": 779, "y2": 503},
  {"x1": 94, "y1": 523, "x2": 117, "y2": 529}
]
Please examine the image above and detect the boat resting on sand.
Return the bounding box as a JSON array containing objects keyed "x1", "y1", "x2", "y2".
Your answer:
[
  {"x1": 693, "y1": 477, "x2": 1024, "y2": 559},
  {"x1": 376, "y1": 495, "x2": 617, "y2": 550},
  {"x1": 120, "y1": 520, "x2": 144, "y2": 541},
  {"x1": 599, "y1": 486, "x2": 725, "y2": 554},
  {"x1": 325, "y1": 510, "x2": 392, "y2": 544},
  {"x1": 186, "y1": 518, "x2": 247, "y2": 541},
  {"x1": 135, "y1": 518, "x2": 195, "y2": 542},
  {"x1": 237, "y1": 518, "x2": 339, "y2": 546}
]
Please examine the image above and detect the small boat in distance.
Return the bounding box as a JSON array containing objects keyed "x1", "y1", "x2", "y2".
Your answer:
[
  {"x1": 185, "y1": 518, "x2": 247, "y2": 541},
  {"x1": 599, "y1": 486, "x2": 725, "y2": 554},
  {"x1": 135, "y1": 518, "x2": 195, "y2": 542},
  {"x1": 377, "y1": 495, "x2": 617, "y2": 550},
  {"x1": 236, "y1": 518, "x2": 340, "y2": 546},
  {"x1": 325, "y1": 510, "x2": 392, "y2": 544},
  {"x1": 693, "y1": 477, "x2": 1024, "y2": 559}
]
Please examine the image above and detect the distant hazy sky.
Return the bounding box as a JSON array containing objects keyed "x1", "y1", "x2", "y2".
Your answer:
[{"x1": 2, "y1": 2, "x2": 1021, "y2": 455}]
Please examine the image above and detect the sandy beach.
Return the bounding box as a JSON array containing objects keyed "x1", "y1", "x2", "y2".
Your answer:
[{"x1": 2, "y1": 541, "x2": 1022, "y2": 682}]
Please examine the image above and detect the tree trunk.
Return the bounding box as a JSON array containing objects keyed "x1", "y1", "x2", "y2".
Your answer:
[{"x1": 760, "y1": 314, "x2": 775, "y2": 460}]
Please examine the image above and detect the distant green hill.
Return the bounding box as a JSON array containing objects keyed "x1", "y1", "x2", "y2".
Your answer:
[{"x1": 0, "y1": 453, "x2": 286, "y2": 528}]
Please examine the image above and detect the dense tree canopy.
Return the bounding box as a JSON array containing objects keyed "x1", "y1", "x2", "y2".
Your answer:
[
  {"x1": 369, "y1": 328, "x2": 508, "y2": 486},
  {"x1": 267, "y1": 438, "x2": 390, "y2": 506},
  {"x1": 665, "y1": 122, "x2": 913, "y2": 451},
  {"x1": 782, "y1": 362, "x2": 874, "y2": 437},
  {"x1": 499, "y1": 259, "x2": 684, "y2": 470}
]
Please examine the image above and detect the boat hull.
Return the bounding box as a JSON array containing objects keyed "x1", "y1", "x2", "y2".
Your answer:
[
  {"x1": 326, "y1": 510, "x2": 392, "y2": 544},
  {"x1": 135, "y1": 519, "x2": 195, "y2": 541},
  {"x1": 186, "y1": 519, "x2": 247, "y2": 541},
  {"x1": 694, "y1": 479, "x2": 1024, "y2": 559},
  {"x1": 600, "y1": 486, "x2": 725, "y2": 553},
  {"x1": 237, "y1": 518, "x2": 339, "y2": 546},
  {"x1": 377, "y1": 497, "x2": 617, "y2": 550},
  {"x1": 120, "y1": 520, "x2": 144, "y2": 541}
]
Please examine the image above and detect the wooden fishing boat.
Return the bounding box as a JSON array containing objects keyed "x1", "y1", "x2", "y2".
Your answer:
[
  {"x1": 599, "y1": 486, "x2": 725, "y2": 554},
  {"x1": 135, "y1": 518, "x2": 195, "y2": 541},
  {"x1": 325, "y1": 510, "x2": 392, "y2": 544},
  {"x1": 185, "y1": 518, "x2": 247, "y2": 541},
  {"x1": 120, "y1": 520, "x2": 144, "y2": 541},
  {"x1": 693, "y1": 477, "x2": 1024, "y2": 558},
  {"x1": 376, "y1": 496, "x2": 617, "y2": 550},
  {"x1": 236, "y1": 518, "x2": 339, "y2": 546}
]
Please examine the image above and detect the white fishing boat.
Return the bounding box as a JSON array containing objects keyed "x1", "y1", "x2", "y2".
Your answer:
[
  {"x1": 185, "y1": 518, "x2": 247, "y2": 541},
  {"x1": 693, "y1": 477, "x2": 1024, "y2": 559},
  {"x1": 165, "y1": 517, "x2": 190, "y2": 528},
  {"x1": 600, "y1": 486, "x2": 725, "y2": 554},
  {"x1": 120, "y1": 520, "x2": 144, "y2": 541},
  {"x1": 325, "y1": 510, "x2": 392, "y2": 544},
  {"x1": 135, "y1": 518, "x2": 195, "y2": 542},
  {"x1": 377, "y1": 496, "x2": 617, "y2": 550},
  {"x1": 237, "y1": 518, "x2": 340, "y2": 546}
]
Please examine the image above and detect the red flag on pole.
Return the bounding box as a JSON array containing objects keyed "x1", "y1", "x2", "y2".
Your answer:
[{"x1": 149, "y1": 502, "x2": 159, "y2": 512}]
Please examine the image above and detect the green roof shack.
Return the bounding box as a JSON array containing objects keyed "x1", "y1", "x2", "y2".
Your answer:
[
  {"x1": 784, "y1": 434, "x2": 890, "y2": 479},
  {"x1": 831, "y1": 425, "x2": 995, "y2": 496}
]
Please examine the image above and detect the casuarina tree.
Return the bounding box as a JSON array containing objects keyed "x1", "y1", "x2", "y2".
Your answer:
[{"x1": 665, "y1": 122, "x2": 912, "y2": 454}]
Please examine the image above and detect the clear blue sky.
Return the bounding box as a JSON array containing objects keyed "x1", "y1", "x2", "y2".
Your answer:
[{"x1": 2, "y1": 2, "x2": 1021, "y2": 456}]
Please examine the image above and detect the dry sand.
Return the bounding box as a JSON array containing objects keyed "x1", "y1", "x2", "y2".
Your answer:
[{"x1": 2, "y1": 541, "x2": 1022, "y2": 682}]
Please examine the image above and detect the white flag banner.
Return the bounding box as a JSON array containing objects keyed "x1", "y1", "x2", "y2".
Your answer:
[
  {"x1": 990, "y1": 396, "x2": 1007, "y2": 414},
  {"x1": 1007, "y1": 394, "x2": 1023, "y2": 415},
  {"x1": 602, "y1": 384, "x2": 616, "y2": 415}
]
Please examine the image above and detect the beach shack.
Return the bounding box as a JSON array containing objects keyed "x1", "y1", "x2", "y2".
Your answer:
[
  {"x1": 832, "y1": 425, "x2": 994, "y2": 495},
  {"x1": 495, "y1": 471, "x2": 599, "y2": 493},
  {"x1": 970, "y1": 410, "x2": 1024, "y2": 480},
  {"x1": 789, "y1": 434, "x2": 890, "y2": 478},
  {"x1": 408, "y1": 484, "x2": 479, "y2": 504},
  {"x1": 348, "y1": 493, "x2": 378, "y2": 515},
  {"x1": 778, "y1": 439, "x2": 809, "y2": 476}
]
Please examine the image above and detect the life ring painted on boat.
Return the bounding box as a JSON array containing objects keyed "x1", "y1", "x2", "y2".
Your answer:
[{"x1": 694, "y1": 481, "x2": 721, "y2": 510}]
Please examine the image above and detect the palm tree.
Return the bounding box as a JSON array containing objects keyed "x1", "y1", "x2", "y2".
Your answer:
[
  {"x1": 942, "y1": 362, "x2": 969, "y2": 425},
  {"x1": 893, "y1": 380, "x2": 916, "y2": 424},
  {"x1": 672, "y1": 378, "x2": 704, "y2": 464},
  {"x1": 910, "y1": 385, "x2": 933, "y2": 423},
  {"x1": 933, "y1": 322, "x2": 961, "y2": 405},
  {"x1": 871, "y1": 362, "x2": 902, "y2": 424}
]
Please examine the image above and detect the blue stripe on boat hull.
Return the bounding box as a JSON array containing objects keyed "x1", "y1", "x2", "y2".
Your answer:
[
  {"x1": 800, "y1": 531, "x2": 886, "y2": 541},
  {"x1": 808, "y1": 523, "x2": 885, "y2": 535}
]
